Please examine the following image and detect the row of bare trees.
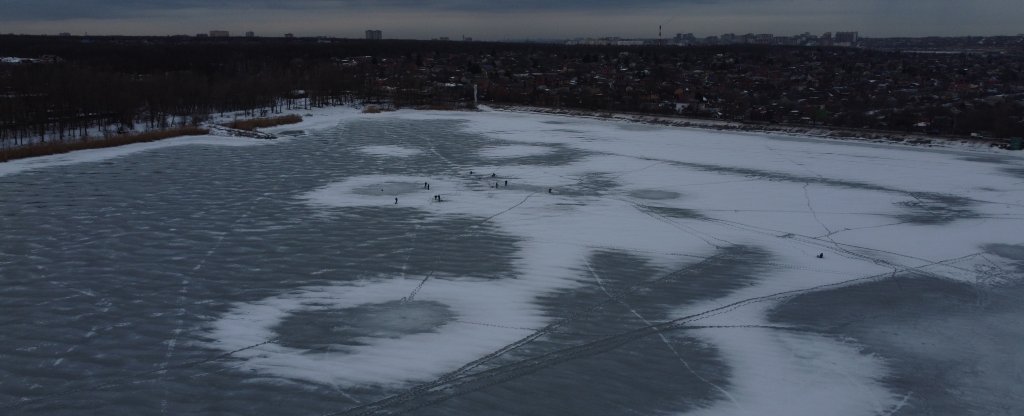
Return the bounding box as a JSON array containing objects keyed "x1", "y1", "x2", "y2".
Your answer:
[
  {"x1": 0, "y1": 37, "x2": 411, "y2": 149},
  {"x1": 3, "y1": 35, "x2": 1022, "y2": 151}
]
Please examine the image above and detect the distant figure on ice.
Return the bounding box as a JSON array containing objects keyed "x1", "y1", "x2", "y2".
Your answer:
[
  {"x1": 470, "y1": 170, "x2": 474, "y2": 175},
  {"x1": 424, "y1": 182, "x2": 428, "y2": 189},
  {"x1": 495, "y1": 182, "x2": 499, "y2": 188},
  {"x1": 504, "y1": 180, "x2": 508, "y2": 187},
  {"x1": 394, "y1": 198, "x2": 398, "y2": 204},
  {"x1": 816, "y1": 253, "x2": 824, "y2": 259},
  {"x1": 491, "y1": 173, "x2": 496, "y2": 178},
  {"x1": 548, "y1": 188, "x2": 552, "y2": 193},
  {"x1": 437, "y1": 195, "x2": 443, "y2": 202}
]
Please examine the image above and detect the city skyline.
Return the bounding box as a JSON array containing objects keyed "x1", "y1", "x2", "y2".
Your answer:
[{"x1": 1, "y1": 0, "x2": 1023, "y2": 40}]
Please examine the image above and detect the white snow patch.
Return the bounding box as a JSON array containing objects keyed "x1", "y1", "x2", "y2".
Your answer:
[
  {"x1": 207, "y1": 278, "x2": 548, "y2": 387},
  {"x1": 477, "y1": 144, "x2": 553, "y2": 158},
  {"x1": 358, "y1": 145, "x2": 422, "y2": 158}
]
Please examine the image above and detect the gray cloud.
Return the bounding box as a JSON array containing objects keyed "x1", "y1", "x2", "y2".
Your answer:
[
  {"x1": 1, "y1": 0, "x2": 1021, "y2": 38},
  {"x1": 1, "y1": 0, "x2": 700, "y2": 20}
]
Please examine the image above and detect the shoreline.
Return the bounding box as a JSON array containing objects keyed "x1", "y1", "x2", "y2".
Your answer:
[
  {"x1": 487, "y1": 104, "x2": 1020, "y2": 154},
  {"x1": 0, "y1": 114, "x2": 311, "y2": 162},
  {"x1": 0, "y1": 127, "x2": 210, "y2": 163},
  {"x1": 2, "y1": 103, "x2": 1019, "y2": 168}
]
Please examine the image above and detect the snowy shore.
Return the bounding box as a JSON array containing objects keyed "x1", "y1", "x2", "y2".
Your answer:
[{"x1": 489, "y1": 104, "x2": 1020, "y2": 154}]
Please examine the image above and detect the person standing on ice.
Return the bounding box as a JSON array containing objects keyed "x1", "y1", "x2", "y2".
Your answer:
[{"x1": 394, "y1": 198, "x2": 398, "y2": 204}]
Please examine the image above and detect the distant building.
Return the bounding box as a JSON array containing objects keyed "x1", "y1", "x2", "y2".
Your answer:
[
  {"x1": 673, "y1": 33, "x2": 697, "y2": 45},
  {"x1": 365, "y1": 30, "x2": 382, "y2": 40},
  {"x1": 284, "y1": 33, "x2": 294, "y2": 38},
  {"x1": 616, "y1": 40, "x2": 644, "y2": 46},
  {"x1": 245, "y1": 31, "x2": 255, "y2": 38},
  {"x1": 821, "y1": 32, "x2": 833, "y2": 46},
  {"x1": 754, "y1": 34, "x2": 774, "y2": 44},
  {"x1": 209, "y1": 30, "x2": 230, "y2": 38},
  {"x1": 834, "y1": 31, "x2": 859, "y2": 46}
]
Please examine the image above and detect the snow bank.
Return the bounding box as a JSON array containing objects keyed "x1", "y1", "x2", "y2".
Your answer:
[{"x1": 0, "y1": 135, "x2": 271, "y2": 177}]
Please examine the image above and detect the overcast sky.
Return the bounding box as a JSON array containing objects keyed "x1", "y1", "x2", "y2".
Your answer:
[{"x1": 1, "y1": 0, "x2": 1022, "y2": 39}]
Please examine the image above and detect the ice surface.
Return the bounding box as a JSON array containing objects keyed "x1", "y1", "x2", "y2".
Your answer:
[
  {"x1": 769, "y1": 274, "x2": 1024, "y2": 416},
  {"x1": 358, "y1": 145, "x2": 423, "y2": 158},
  {"x1": 1, "y1": 107, "x2": 1022, "y2": 415},
  {"x1": 0, "y1": 135, "x2": 270, "y2": 177},
  {"x1": 477, "y1": 145, "x2": 554, "y2": 159}
]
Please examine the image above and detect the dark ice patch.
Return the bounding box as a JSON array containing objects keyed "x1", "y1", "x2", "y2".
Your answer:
[
  {"x1": 306, "y1": 209, "x2": 521, "y2": 280},
  {"x1": 894, "y1": 193, "x2": 978, "y2": 224},
  {"x1": 629, "y1": 189, "x2": 681, "y2": 200},
  {"x1": 958, "y1": 155, "x2": 1011, "y2": 164},
  {"x1": 274, "y1": 300, "x2": 455, "y2": 351},
  {"x1": 1003, "y1": 167, "x2": 1024, "y2": 179},
  {"x1": 550, "y1": 128, "x2": 585, "y2": 134},
  {"x1": 984, "y1": 243, "x2": 1024, "y2": 261},
  {"x1": 557, "y1": 172, "x2": 619, "y2": 197},
  {"x1": 982, "y1": 243, "x2": 1024, "y2": 276},
  {"x1": 644, "y1": 205, "x2": 707, "y2": 220},
  {"x1": 769, "y1": 273, "x2": 1024, "y2": 416},
  {"x1": 406, "y1": 246, "x2": 769, "y2": 416},
  {"x1": 0, "y1": 118, "x2": 538, "y2": 415}
]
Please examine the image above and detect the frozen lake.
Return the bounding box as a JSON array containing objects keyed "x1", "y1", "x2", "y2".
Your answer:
[{"x1": 1, "y1": 109, "x2": 1023, "y2": 415}]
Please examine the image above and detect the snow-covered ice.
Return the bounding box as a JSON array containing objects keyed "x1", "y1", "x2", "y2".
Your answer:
[
  {"x1": 1, "y1": 107, "x2": 1022, "y2": 415},
  {"x1": 358, "y1": 145, "x2": 423, "y2": 158},
  {"x1": 477, "y1": 144, "x2": 554, "y2": 159}
]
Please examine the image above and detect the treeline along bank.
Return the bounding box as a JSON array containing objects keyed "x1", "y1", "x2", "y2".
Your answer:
[{"x1": 2, "y1": 35, "x2": 1022, "y2": 151}]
